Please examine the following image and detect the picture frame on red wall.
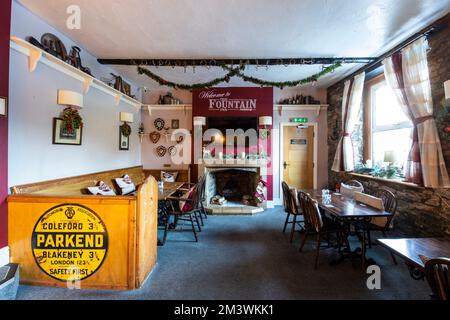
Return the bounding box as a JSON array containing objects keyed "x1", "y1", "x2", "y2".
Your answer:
[{"x1": 0, "y1": 96, "x2": 7, "y2": 116}]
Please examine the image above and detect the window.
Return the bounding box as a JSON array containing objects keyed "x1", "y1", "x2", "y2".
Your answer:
[{"x1": 368, "y1": 77, "x2": 413, "y2": 169}]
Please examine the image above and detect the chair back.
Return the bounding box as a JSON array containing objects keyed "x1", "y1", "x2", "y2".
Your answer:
[
  {"x1": 298, "y1": 191, "x2": 322, "y2": 233},
  {"x1": 424, "y1": 257, "x2": 450, "y2": 300},
  {"x1": 376, "y1": 188, "x2": 397, "y2": 228},
  {"x1": 281, "y1": 181, "x2": 298, "y2": 214},
  {"x1": 198, "y1": 175, "x2": 206, "y2": 200},
  {"x1": 188, "y1": 180, "x2": 202, "y2": 211}
]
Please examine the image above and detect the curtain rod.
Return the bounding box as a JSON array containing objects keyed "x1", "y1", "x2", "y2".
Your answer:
[{"x1": 335, "y1": 22, "x2": 447, "y2": 85}]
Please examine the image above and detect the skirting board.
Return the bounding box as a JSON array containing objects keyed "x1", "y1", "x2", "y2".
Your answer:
[
  {"x1": 0, "y1": 247, "x2": 9, "y2": 267},
  {"x1": 266, "y1": 201, "x2": 275, "y2": 208},
  {"x1": 273, "y1": 198, "x2": 283, "y2": 206}
]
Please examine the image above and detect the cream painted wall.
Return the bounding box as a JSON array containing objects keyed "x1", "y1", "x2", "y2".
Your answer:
[
  {"x1": 8, "y1": 2, "x2": 142, "y2": 187},
  {"x1": 141, "y1": 92, "x2": 192, "y2": 170}
]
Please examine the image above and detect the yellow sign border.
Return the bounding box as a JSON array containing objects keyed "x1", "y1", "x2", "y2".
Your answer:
[{"x1": 31, "y1": 203, "x2": 109, "y2": 282}]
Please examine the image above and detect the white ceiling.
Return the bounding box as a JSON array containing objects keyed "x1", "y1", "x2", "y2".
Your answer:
[{"x1": 17, "y1": 0, "x2": 450, "y2": 89}]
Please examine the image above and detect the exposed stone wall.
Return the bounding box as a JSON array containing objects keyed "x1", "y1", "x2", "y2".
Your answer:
[{"x1": 327, "y1": 14, "x2": 450, "y2": 238}]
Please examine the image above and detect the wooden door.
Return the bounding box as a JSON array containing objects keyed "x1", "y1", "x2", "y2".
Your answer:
[{"x1": 283, "y1": 125, "x2": 314, "y2": 189}]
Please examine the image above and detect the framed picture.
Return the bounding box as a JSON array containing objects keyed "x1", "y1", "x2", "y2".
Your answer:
[
  {"x1": 171, "y1": 119, "x2": 180, "y2": 129},
  {"x1": 53, "y1": 118, "x2": 82, "y2": 145},
  {"x1": 119, "y1": 129, "x2": 129, "y2": 151},
  {"x1": 0, "y1": 96, "x2": 7, "y2": 116}
]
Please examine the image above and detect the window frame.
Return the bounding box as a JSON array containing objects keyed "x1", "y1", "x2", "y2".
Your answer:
[{"x1": 363, "y1": 74, "x2": 413, "y2": 164}]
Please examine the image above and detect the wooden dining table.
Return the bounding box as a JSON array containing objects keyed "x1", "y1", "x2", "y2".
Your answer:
[
  {"x1": 377, "y1": 238, "x2": 450, "y2": 279},
  {"x1": 303, "y1": 190, "x2": 394, "y2": 269}
]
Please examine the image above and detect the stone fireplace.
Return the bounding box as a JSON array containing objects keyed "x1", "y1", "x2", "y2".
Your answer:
[
  {"x1": 206, "y1": 168, "x2": 259, "y2": 204},
  {"x1": 202, "y1": 162, "x2": 266, "y2": 214}
]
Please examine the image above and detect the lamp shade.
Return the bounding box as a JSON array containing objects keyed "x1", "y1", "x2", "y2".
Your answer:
[
  {"x1": 193, "y1": 116, "x2": 206, "y2": 126},
  {"x1": 259, "y1": 116, "x2": 272, "y2": 126},
  {"x1": 58, "y1": 90, "x2": 83, "y2": 108},
  {"x1": 445, "y1": 80, "x2": 450, "y2": 100},
  {"x1": 120, "y1": 112, "x2": 134, "y2": 123},
  {"x1": 384, "y1": 150, "x2": 397, "y2": 164}
]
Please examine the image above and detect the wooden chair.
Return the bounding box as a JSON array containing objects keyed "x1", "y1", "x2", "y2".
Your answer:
[
  {"x1": 424, "y1": 257, "x2": 450, "y2": 300},
  {"x1": 297, "y1": 191, "x2": 348, "y2": 269},
  {"x1": 281, "y1": 181, "x2": 304, "y2": 243},
  {"x1": 166, "y1": 181, "x2": 202, "y2": 242},
  {"x1": 197, "y1": 175, "x2": 208, "y2": 223},
  {"x1": 360, "y1": 188, "x2": 398, "y2": 264},
  {"x1": 364, "y1": 188, "x2": 397, "y2": 256}
]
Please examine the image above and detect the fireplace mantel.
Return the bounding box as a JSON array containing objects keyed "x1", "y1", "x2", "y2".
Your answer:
[{"x1": 200, "y1": 159, "x2": 269, "y2": 169}]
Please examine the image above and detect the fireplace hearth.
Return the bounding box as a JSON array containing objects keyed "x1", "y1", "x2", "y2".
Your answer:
[{"x1": 204, "y1": 165, "x2": 264, "y2": 214}]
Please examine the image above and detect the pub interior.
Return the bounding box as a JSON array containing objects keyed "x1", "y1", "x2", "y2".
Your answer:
[{"x1": 0, "y1": 0, "x2": 449, "y2": 302}]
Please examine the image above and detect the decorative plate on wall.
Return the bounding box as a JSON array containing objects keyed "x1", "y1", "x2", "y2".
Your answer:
[
  {"x1": 168, "y1": 145, "x2": 177, "y2": 156},
  {"x1": 156, "y1": 146, "x2": 167, "y2": 157},
  {"x1": 176, "y1": 135, "x2": 184, "y2": 144},
  {"x1": 154, "y1": 118, "x2": 165, "y2": 131},
  {"x1": 150, "y1": 131, "x2": 161, "y2": 144}
]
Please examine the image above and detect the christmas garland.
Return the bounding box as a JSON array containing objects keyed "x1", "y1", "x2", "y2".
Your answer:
[
  {"x1": 137, "y1": 62, "x2": 342, "y2": 90},
  {"x1": 61, "y1": 107, "x2": 83, "y2": 134},
  {"x1": 137, "y1": 66, "x2": 238, "y2": 90},
  {"x1": 222, "y1": 63, "x2": 342, "y2": 89},
  {"x1": 121, "y1": 123, "x2": 132, "y2": 137}
]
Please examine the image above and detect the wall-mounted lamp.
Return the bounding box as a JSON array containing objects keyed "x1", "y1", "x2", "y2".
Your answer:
[
  {"x1": 259, "y1": 116, "x2": 272, "y2": 127},
  {"x1": 58, "y1": 90, "x2": 84, "y2": 109},
  {"x1": 120, "y1": 112, "x2": 134, "y2": 124},
  {"x1": 193, "y1": 116, "x2": 206, "y2": 126},
  {"x1": 259, "y1": 116, "x2": 272, "y2": 140},
  {"x1": 444, "y1": 80, "x2": 450, "y2": 101},
  {"x1": 444, "y1": 81, "x2": 450, "y2": 133}
]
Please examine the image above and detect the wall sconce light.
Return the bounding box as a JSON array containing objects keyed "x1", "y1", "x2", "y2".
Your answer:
[
  {"x1": 259, "y1": 116, "x2": 272, "y2": 140},
  {"x1": 259, "y1": 116, "x2": 272, "y2": 127},
  {"x1": 0, "y1": 96, "x2": 7, "y2": 117},
  {"x1": 58, "y1": 90, "x2": 84, "y2": 109},
  {"x1": 193, "y1": 116, "x2": 206, "y2": 126},
  {"x1": 444, "y1": 81, "x2": 450, "y2": 133},
  {"x1": 444, "y1": 80, "x2": 450, "y2": 109},
  {"x1": 120, "y1": 112, "x2": 134, "y2": 124},
  {"x1": 444, "y1": 80, "x2": 450, "y2": 101}
]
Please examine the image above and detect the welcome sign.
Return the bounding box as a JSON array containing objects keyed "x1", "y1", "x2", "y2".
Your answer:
[{"x1": 193, "y1": 87, "x2": 273, "y2": 117}]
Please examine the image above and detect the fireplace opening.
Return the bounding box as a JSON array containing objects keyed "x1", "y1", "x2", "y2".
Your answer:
[{"x1": 206, "y1": 169, "x2": 259, "y2": 206}]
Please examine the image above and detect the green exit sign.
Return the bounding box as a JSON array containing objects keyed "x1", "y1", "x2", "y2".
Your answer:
[{"x1": 291, "y1": 117, "x2": 308, "y2": 123}]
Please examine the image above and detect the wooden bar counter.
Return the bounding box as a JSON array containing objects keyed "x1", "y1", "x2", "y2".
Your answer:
[{"x1": 7, "y1": 166, "x2": 158, "y2": 290}]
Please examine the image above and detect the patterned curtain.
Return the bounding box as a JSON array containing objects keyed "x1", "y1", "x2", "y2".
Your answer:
[
  {"x1": 383, "y1": 38, "x2": 449, "y2": 187},
  {"x1": 332, "y1": 72, "x2": 365, "y2": 172}
]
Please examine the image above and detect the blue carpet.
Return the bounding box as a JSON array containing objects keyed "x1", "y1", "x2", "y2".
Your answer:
[{"x1": 16, "y1": 207, "x2": 430, "y2": 300}]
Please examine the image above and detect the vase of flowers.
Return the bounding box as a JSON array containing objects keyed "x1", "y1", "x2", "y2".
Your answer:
[{"x1": 61, "y1": 107, "x2": 83, "y2": 134}]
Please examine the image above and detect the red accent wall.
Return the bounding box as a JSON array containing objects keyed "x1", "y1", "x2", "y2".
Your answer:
[
  {"x1": 0, "y1": 0, "x2": 12, "y2": 248},
  {"x1": 193, "y1": 87, "x2": 274, "y2": 200}
]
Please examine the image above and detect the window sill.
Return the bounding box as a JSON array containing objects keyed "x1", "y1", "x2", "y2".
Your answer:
[{"x1": 349, "y1": 172, "x2": 422, "y2": 189}]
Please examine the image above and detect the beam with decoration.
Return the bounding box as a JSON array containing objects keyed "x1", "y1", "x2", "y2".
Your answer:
[
  {"x1": 98, "y1": 57, "x2": 376, "y2": 67},
  {"x1": 136, "y1": 62, "x2": 342, "y2": 90}
]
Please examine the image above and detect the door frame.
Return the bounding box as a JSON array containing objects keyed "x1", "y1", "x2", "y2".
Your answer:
[{"x1": 279, "y1": 122, "x2": 318, "y2": 200}]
